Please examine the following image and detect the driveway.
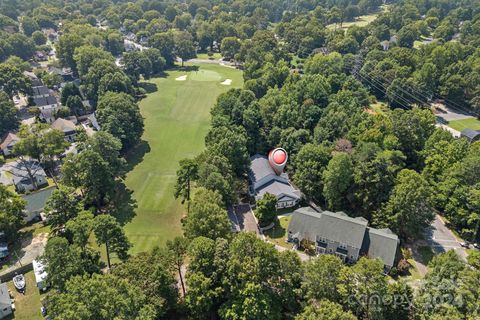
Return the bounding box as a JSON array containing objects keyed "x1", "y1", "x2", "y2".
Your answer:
[
  {"x1": 411, "y1": 214, "x2": 468, "y2": 278},
  {"x1": 0, "y1": 232, "x2": 48, "y2": 277},
  {"x1": 424, "y1": 215, "x2": 468, "y2": 260},
  {"x1": 234, "y1": 204, "x2": 261, "y2": 236}
]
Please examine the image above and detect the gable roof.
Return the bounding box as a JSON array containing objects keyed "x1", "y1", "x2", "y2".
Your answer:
[
  {"x1": 249, "y1": 154, "x2": 300, "y2": 201},
  {"x1": 32, "y1": 85, "x2": 50, "y2": 97},
  {"x1": 288, "y1": 207, "x2": 399, "y2": 267},
  {"x1": 52, "y1": 118, "x2": 76, "y2": 133},
  {"x1": 23, "y1": 186, "x2": 56, "y2": 214},
  {"x1": 288, "y1": 208, "x2": 368, "y2": 248},
  {"x1": 362, "y1": 227, "x2": 399, "y2": 268},
  {"x1": 0, "y1": 132, "x2": 19, "y2": 149},
  {"x1": 34, "y1": 95, "x2": 58, "y2": 107},
  {"x1": 6, "y1": 159, "x2": 46, "y2": 185}
]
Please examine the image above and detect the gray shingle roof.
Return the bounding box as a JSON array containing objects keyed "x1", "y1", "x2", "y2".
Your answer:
[
  {"x1": 32, "y1": 86, "x2": 50, "y2": 96},
  {"x1": 362, "y1": 228, "x2": 399, "y2": 268},
  {"x1": 0, "y1": 283, "x2": 10, "y2": 309},
  {"x1": 288, "y1": 208, "x2": 368, "y2": 248},
  {"x1": 22, "y1": 186, "x2": 56, "y2": 214},
  {"x1": 34, "y1": 95, "x2": 58, "y2": 107},
  {"x1": 6, "y1": 160, "x2": 46, "y2": 185},
  {"x1": 249, "y1": 154, "x2": 300, "y2": 201},
  {"x1": 288, "y1": 207, "x2": 399, "y2": 267}
]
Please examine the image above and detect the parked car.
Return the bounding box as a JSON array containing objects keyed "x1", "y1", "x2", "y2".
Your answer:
[
  {"x1": 473, "y1": 243, "x2": 480, "y2": 250},
  {"x1": 460, "y1": 242, "x2": 470, "y2": 248}
]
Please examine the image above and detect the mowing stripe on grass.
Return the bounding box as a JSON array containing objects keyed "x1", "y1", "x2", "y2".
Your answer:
[{"x1": 123, "y1": 64, "x2": 243, "y2": 254}]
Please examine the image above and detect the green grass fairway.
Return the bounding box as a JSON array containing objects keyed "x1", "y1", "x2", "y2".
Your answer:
[
  {"x1": 448, "y1": 117, "x2": 480, "y2": 131},
  {"x1": 123, "y1": 63, "x2": 243, "y2": 254},
  {"x1": 326, "y1": 5, "x2": 389, "y2": 30}
]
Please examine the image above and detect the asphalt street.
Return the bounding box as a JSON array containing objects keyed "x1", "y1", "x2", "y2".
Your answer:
[{"x1": 424, "y1": 215, "x2": 468, "y2": 261}]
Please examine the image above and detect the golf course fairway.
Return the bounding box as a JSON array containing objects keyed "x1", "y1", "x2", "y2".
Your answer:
[{"x1": 123, "y1": 63, "x2": 243, "y2": 254}]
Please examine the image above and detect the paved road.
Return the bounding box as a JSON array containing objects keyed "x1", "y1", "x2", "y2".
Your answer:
[{"x1": 424, "y1": 215, "x2": 467, "y2": 260}]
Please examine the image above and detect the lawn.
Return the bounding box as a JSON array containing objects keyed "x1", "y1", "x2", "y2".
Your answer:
[
  {"x1": 417, "y1": 245, "x2": 435, "y2": 266},
  {"x1": 326, "y1": 5, "x2": 389, "y2": 30},
  {"x1": 264, "y1": 216, "x2": 293, "y2": 249},
  {"x1": 448, "y1": 117, "x2": 480, "y2": 131},
  {"x1": 195, "y1": 52, "x2": 222, "y2": 60},
  {"x1": 7, "y1": 271, "x2": 45, "y2": 320},
  {"x1": 123, "y1": 63, "x2": 243, "y2": 254}
]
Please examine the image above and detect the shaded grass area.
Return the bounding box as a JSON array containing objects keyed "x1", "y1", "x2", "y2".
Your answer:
[
  {"x1": 417, "y1": 245, "x2": 435, "y2": 266},
  {"x1": 264, "y1": 216, "x2": 293, "y2": 249},
  {"x1": 6, "y1": 271, "x2": 45, "y2": 320},
  {"x1": 123, "y1": 63, "x2": 243, "y2": 254},
  {"x1": 195, "y1": 52, "x2": 222, "y2": 60},
  {"x1": 448, "y1": 117, "x2": 480, "y2": 131}
]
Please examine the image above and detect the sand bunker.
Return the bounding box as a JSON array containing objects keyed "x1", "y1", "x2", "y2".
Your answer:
[
  {"x1": 175, "y1": 75, "x2": 187, "y2": 81},
  {"x1": 220, "y1": 79, "x2": 232, "y2": 85}
]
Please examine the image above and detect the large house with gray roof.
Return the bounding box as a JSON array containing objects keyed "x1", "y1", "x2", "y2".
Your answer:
[
  {"x1": 248, "y1": 154, "x2": 301, "y2": 209},
  {"x1": 287, "y1": 207, "x2": 399, "y2": 272}
]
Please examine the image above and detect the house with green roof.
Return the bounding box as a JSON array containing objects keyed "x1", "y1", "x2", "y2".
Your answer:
[{"x1": 287, "y1": 207, "x2": 399, "y2": 273}]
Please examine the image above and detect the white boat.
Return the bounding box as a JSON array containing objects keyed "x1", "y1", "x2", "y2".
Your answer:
[{"x1": 12, "y1": 274, "x2": 25, "y2": 292}]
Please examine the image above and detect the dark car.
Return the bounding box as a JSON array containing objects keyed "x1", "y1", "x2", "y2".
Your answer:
[{"x1": 460, "y1": 242, "x2": 470, "y2": 248}]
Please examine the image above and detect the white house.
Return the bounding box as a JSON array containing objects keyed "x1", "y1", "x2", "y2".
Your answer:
[{"x1": 0, "y1": 283, "x2": 12, "y2": 319}]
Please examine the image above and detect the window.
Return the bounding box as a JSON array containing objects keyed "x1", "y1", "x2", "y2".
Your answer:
[
  {"x1": 317, "y1": 237, "x2": 327, "y2": 243},
  {"x1": 339, "y1": 243, "x2": 347, "y2": 250}
]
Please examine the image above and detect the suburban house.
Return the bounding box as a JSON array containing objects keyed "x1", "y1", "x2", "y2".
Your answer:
[
  {"x1": 0, "y1": 283, "x2": 12, "y2": 319},
  {"x1": 287, "y1": 207, "x2": 399, "y2": 273},
  {"x1": 248, "y1": 154, "x2": 301, "y2": 209},
  {"x1": 48, "y1": 66, "x2": 74, "y2": 81},
  {"x1": 34, "y1": 51, "x2": 47, "y2": 62},
  {"x1": 34, "y1": 95, "x2": 59, "y2": 123},
  {"x1": 32, "y1": 85, "x2": 50, "y2": 98},
  {"x1": 4, "y1": 160, "x2": 48, "y2": 193},
  {"x1": 51, "y1": 118, "x2": 77, "y2": 142},
  {"x1": 23, "y1": 186, "x2": 56, "y2": 222},
  {"x1": 0, "y1": 133, "x2": 20, "y2": 156},
  {"x1": 461, "y1": 128, "x2": 480, "y2": 142}
]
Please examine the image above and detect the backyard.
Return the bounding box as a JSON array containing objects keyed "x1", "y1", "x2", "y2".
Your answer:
[
  {"x1": 264, "y1": 215, "x2": 293, "y2": 249},
  {"x1": 122, "y1": 63, "x2": 243, "y2": 254},
  {"x1": 6, "y1": 271, "x2": 45, "y2": 320}
]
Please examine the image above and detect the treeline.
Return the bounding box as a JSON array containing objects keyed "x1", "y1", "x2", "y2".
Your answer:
[
  {"x1": 184, "y1": 49, "x2": 480, "y2": 241},
  {"x1": 40, "y1": 220, "x2": 480, "y2": 319}
]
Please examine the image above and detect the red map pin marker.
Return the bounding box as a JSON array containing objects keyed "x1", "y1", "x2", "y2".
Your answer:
[{"x1": 268, "y1": 148, "x2": 288, "y2": 175}]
